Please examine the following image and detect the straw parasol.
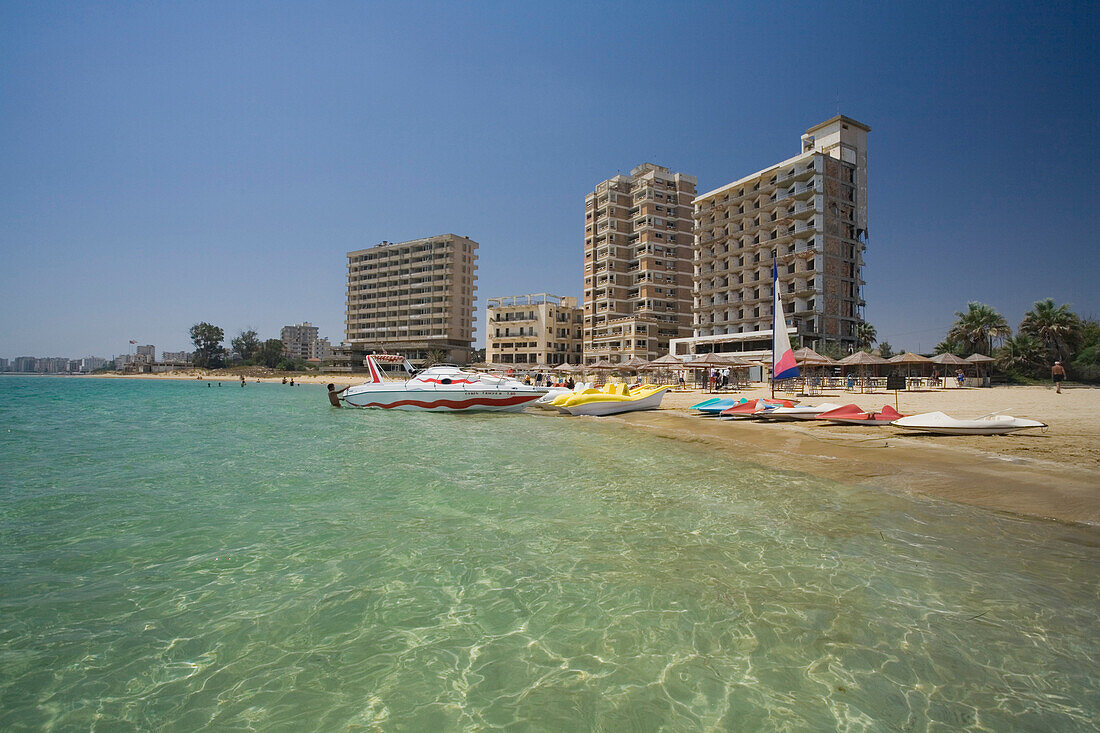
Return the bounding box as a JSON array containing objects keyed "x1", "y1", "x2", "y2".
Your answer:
[
  {"x1": 791, "y1": 347, "x2": 834, "y2": 366},
  {"x1": 931, "y1": 352, "x2": 970, "y2": 367},
  {"x1": 837, "y1": 350, "x2": 888, "y2": 391},
  {"x1": 640, "y1": 354, "x2": 683, "y2": 369},
  {"x1": 965, "y1": 352, "x2": 995, "y2": 378},
  {"x1": 837, "y1": 351, "x2": 888, "y2": 368},
  {"x1": 587, "y1": 359, "x2": 616, "y2": 370},
  {"x1": 555, "y1": 362, "x2": 581, "y2": 373},
  {"x1": 689, "y1": 352, "x2": 752, "y2": 369},
  {"x1": 887, "y1": 351, "x2": 933, "y2": 385},
  {"x1": 618, "y1": 356, "x2": 650, "y2": 373}
]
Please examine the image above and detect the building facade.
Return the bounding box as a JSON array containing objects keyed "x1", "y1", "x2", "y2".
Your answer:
[
  {"x1": 135, "y1": 345, "x2": 155, "y2": 363},
  {"x1": 281, "y1": 322, "x2": 320, "y2": 360},
  {"x1": 161, "y1": 351, "x2": 192, "y2": 364},
  {"x1": 485, "y1": 294, "x2": 583, "y2": 366},
  {"x1": 345, "y1": 234, "x2": 478, "y2": 365},
  {"x1": 691, "y1": 116, "x2": 869, "y2": 355},
  {"x1": 583, "y1": 163, "x2": 697, "y2": 364}
]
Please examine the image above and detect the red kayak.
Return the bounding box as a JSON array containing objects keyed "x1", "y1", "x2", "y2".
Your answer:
[{"x1": 817, "y1": 404, "x2": 905, "y2": 425}]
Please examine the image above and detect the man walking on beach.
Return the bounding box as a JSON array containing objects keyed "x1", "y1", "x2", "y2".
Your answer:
[{"x1": 1052, "y1": 361, "x2": 1066, "y2": 394}]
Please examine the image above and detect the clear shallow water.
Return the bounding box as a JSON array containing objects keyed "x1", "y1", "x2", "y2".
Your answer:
[{"x1": 0, "y1": 377, "x2": 1097, "y2": 731}]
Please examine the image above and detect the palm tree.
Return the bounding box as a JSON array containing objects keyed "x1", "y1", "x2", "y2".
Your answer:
[
  {"x1": 995, "y1": 334, "x2": 1045, "y2": 377},
  {"x1": 934, "y1": 336, "x2": 965, "y2": 356},
  {"x1": 1019, "y1": 298, "x2": 1082, "y2": 363},
  {"x1": 946, "y1": 302, "x2": 1011, "y2": 356},
  {"x1": 853, "y1": 321, "x2": 877, "y2": 351}
]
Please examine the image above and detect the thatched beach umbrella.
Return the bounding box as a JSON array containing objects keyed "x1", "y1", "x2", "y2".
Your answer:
[
  {"x1": 931, "y1": 352, "x2": 970, "y2": 367},
  {"x1": 639, "y1": 353, "x2": 683, "y2": 386},
  {"x1": 791, "y1": 347, "x2": 833, "y2": 366},
  {"x1": 837, "y1": 350, "x2": 888, "y2": 391},
  {"x1": 641, "y1": 354, "x2": 683, "y2": 369},
  {"x1": 965, "y1": 352, "x2": 995, "y2": 381},
  {"x1": 887, "y1": 351, "x2": 933, "y2": 385},
  {"x1": 619, "y1": 356, "x2": 650, "y2": 373}
]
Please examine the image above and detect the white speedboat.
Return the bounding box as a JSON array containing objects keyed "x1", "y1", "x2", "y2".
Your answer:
[
  {"x1": 329, "y1": 356, "x2": 546, "y2": 412},
  {"x1": 890, "y1": 411, "x2": 1047, "y2": 435}
]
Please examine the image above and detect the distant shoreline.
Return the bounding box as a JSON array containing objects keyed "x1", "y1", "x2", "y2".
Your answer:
[{"x1": 6, "y1": 373, "x2": 1096, "y2": 527}]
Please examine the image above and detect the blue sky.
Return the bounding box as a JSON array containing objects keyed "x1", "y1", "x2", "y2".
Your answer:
[{"x1": 2, "y1": 1, "x2": 1097, "y2": 358}]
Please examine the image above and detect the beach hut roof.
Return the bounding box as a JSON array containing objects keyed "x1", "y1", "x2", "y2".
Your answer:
[
  {"x1": 618, "y1": 356, "x2": 650, "y2": 370},
  {"x1": 930, "y1": 352, "x2": 970, "y2": 366},
  {"x1": 791, "y1": 347, "x2": 834, "y2": 365},
  {"x1": 556, "y1": 362, "x2": 581, "y2": 373},
  {"x1": 687, "y1": 353, "x2": 740, "y2": 368},
  {"x1": 887, "y1": 351, "x2": 933, "y2": 364},
  {"x1": 587, "y1": 359, "x2": 616, "y2": 370},
  {"x1": 647, "y1": 354, "x2": 683, "y2": 365},
  {"x1": 837, "y1": 350, "x2": 888, "y2": 365},
  {"x1": 965, "y1": 353, "x2": 995, "y2": 363}
]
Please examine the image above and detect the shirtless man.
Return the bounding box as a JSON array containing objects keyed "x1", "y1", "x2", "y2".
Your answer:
[{"x1": 1052, "y1": 361, "x2": 1066, "y2": 394}]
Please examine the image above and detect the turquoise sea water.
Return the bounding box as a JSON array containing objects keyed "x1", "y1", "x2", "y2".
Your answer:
[{"x1": 0, "y1": 377, "x2": 1097, "y2": 731}]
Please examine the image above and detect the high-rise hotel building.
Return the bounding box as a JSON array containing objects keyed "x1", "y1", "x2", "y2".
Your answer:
[
  {"x1": 583, "y1": 163, "x2": 697, "y2": 363},
  {"x1": 344, "y1": 234, "x2": 478, "y2": 365},
  {"x1": 690, "y1": 116, "x2": 869, "y2": 354}
]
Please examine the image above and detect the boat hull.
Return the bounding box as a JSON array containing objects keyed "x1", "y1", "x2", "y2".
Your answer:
[
  {"x1": 342, "y1": 385, "x2": 544, "y2": 411},
  {"x1": 890, "y1": 412, "x2": 1047, "y2": 435}
]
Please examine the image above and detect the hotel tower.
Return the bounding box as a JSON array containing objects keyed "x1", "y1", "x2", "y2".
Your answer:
[
  {"x1": 685, "y1": 115, "x2": 870, "y2": 356},
  {"x1": 582, "y1": 163, "x2": 697, "y2": 364},
  {"x1": 344, "y1": 234, "x2": 478, "y2": 365}
]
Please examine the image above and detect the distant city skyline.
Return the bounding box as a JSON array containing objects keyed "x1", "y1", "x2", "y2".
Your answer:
[{"x1": 2, "y1": 2, "x2": 1098, "y2": 358}]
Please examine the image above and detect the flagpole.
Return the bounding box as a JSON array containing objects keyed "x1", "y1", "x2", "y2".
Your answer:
[{"x1": 771, "y1": 253, "x2": 776, "y2": 399}]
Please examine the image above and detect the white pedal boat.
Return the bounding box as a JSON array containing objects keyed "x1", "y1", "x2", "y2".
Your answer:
[{"x1": 890, "y1": 411, "x2": 1047, "y2": 435}]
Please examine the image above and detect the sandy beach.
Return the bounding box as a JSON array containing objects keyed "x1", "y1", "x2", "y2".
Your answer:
[{"x1": 85, "y1": 371, "x2": 1099, "y2": 526}]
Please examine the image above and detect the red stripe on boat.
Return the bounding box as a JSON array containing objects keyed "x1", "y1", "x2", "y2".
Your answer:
[{"x1": 346, "y1": 395, "x2": 538, "y2": 409}]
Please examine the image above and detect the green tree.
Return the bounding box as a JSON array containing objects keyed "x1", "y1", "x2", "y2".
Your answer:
[
  {"x1": 424, "y1": 349, "x2": 447, "y2": 367},
  {"x1": 1019, "y1": 299, "x2": 1082, "y2": 363},
  {"x1": 995, "y1": 334, "x2": 1046, "y2": 377},
  {"x1": 934, "y1": 336, "x2": 965, "y2": 356},
  {"x1": 853, "y1": 321, "x2": 877, "y2": 350},
  {"x1": 190, "y1": 322, "x2": 225, "y2": 368},
  {"x1": 231, "y1": 329, "x2": 261, "y2": 363},
  {"x1": 946, "y1": 302, "x2": 1011, "y2": 356},
  {"x1": 254, "y1": 339, "x2": 285, "y2": 369},
  {"x1": 877, "y1": 341, "x2": 895, "y2": 359}
]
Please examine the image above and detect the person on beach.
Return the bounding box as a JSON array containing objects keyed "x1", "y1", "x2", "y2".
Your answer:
[
  {"x1": 1052, "y1": 361, "x2": 1066, "y2": 393},
  {"x1": 282, "y1": 376, "x2": 287, "y2": 384},
  {"x1": 955, "y1": 369, "x2": 966, "y2": 388},
  {"x1": 289, "y1": 378, "x2": 295, "y2": 386}
]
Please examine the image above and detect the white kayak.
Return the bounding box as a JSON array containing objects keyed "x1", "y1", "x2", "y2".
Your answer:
[
  {"x1": 755, "y1": 403, "x2": 843, "y2": 421},
  {"x1": 891, "y1": 411, "x2": 1047, "y2": 435}
]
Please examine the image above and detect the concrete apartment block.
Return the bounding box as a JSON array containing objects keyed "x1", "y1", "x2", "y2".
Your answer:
[
  {"x1": 583, "y1": 163, "x2": 697, "y2": 364},
  {"x1": 281, "y1": 322, "x2": 319, "y2": 360},
  {"x1": 691, "y1": 115, "x2": 870, "y2": 354},
  {"x1": 345, "y1": 234, "x2": 478, "y2": 365},
  {"x1": 485, "y1": 294, "x2": 583, "y2": 367}
]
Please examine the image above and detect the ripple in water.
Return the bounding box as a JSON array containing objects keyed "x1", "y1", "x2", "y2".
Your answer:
[{"x1": 0, "y1": 377, "x2": 1097, "y2": 730}]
